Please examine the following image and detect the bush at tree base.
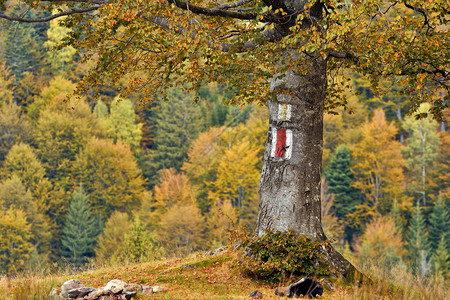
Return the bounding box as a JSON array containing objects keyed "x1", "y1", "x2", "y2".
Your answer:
[{"x1": 235, "y1": 229, "x2": 330, "y2": 284}]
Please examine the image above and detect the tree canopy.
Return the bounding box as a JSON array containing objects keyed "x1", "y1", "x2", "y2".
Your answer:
[{"x1": 0, "y1": 0, "x2": 447, "y2": 117}]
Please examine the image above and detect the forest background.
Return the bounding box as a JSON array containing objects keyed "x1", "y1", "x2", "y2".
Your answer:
[{"x1": 0, "y1": 0, "x2": 448, "y2": 284}]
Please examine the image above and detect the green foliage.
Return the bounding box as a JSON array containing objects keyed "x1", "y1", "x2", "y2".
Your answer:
[
  {"x1": 407, "y1": 202, "x2": 431, "y2": 276},
  {"x1": 141, "y1": 88, "x2": 204, "y2": 187},
  {"x1": 325, "y1": 145, "x2": 360, "y2": 242},
  {"x1": 432, "y1": 236, "x2": 449, "y2": 279},
  {"x1": 402, "y1": 103, "x2": 441, "y2": 206},
  {"x1": 103, "y1": 97, "x2": 142, "y2": 150},
  {"x1": 237, "y1": 229, "x2": 330, "y2": 283},
  {"x1": 43, "y1": 15, "x2": 76, "y2": 73},
  {"x1": 0, "y1": 3, "x2": 48, "y2": 80},
  {"x1": 428, "y1": 198, "x2": 450, "y2": 253},
  {"x1": 124, "y1": 219, "x2": 156, "y2": 262},
  {"x1": 61, "y1": 187, "x2": 100, "y2": 267}
]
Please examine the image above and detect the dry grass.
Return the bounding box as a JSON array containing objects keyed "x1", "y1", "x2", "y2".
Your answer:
[{"x1": 0, "y1": 251, "x2": 448, "y2": 300}]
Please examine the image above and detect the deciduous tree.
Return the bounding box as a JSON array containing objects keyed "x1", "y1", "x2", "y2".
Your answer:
[
  {"x1": 0, "y1": 208, "x2": 33, "y2": 274},
  {"x1": 72, "y1": 138, "x2": 145, "y2": 218}
]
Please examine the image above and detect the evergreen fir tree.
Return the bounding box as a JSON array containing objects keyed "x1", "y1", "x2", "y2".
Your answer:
[
  {"x1": 324, "y1": 145, "x2": 360, "y2": 242},
  {"x1": 142, "y1": 88, "x2": 204, "y2": 187},
  {"x1": 390, "y1": 198, "x2": 404, "y2": 235},
  {"x1": 61, "y1": 187, "x2": 99, "y2": 267},
  {"x1": 432, "y1": 236, "x2": 449, "y2": 278},
  {"x1": 429, "y1": 197, "x2": 450, "y2": 252},
  {"x1": 407, "y1": 201, "x2": 431, "y2": 276}
]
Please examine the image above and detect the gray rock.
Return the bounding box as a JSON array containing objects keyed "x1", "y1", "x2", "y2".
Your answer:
[
  {"x1": 60, "y1": 280, "x2": 84, "y2": 298},
  {"x1": 123, "y1": 283, "x2": 142, "y2": 293},
  {"x1": 151, "y1": 286, "x2": 166, "y2": 293},
  {"x1": 105, "y1": 279, "x2": 127, "y2": 294},
  {"x1": 98, "y1": 297, "x2": 116, "y2": 300},
  {"x1": 85, "y1": 287, "x2": 112, "y2": 299},
  {"x1": 181, "y1": 264, "x2": 197, "y2": 269},
  {"x1": 141, "y1": 286, "x2": 153, "y2": 295},
  {"x1": 249, "y1": 290, "x2": 263, "y2": 299},
  {"x1": 67, "y1": 287, "x2": 96, "y2": 298},
  {"x1": 276, "y1": 277, "x2": 323, "y2": 298}
]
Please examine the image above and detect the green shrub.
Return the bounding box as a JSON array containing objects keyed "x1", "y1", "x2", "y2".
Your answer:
[{"x1": 236, "y1": 229, "x2": 330, "y2": 283}]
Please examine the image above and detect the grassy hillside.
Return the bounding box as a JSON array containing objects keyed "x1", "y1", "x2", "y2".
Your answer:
[{"x1": 1, "y1": 249, "x2": 448, "y2": 300}]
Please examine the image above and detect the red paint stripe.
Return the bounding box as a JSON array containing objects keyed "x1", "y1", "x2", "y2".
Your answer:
[{"x1": 275, "y1": 129, "x2": 286, "y2": 157}]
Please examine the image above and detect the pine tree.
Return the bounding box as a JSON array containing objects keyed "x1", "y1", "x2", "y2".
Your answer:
[
  {"x1": 325, "y1": 145, "x2": 361, "y2": 242},
  {"x1": 407, "y1": 201, "x2": 431, "y2": 276},
  {"x1": 0, "y1": 1, "x2": 49, "y2": 80},
  {"x1": 141, "y1": 88, "x2": 204, "y2": 187},
  {"x1": 428, "y1": 197, "x2": 450, "y2": 252},
  {"x1": 432, "y1": 236, "x2": 449, "y2": 279},
  {"x1": 61, "y1": 187, "x2": 99, "y2": 267}
]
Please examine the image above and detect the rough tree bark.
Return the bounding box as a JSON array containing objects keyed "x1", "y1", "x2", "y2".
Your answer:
[
  {"x1": 255, "y1": 54, "x2": 358, "y2": 280},
  {"x1": 256, "y1": 55, "x2": 326, "y2": 239}
]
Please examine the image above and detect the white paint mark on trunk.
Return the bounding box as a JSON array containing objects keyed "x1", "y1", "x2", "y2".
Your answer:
[
  {"x1": 278, "y1": 103, "x2": 292, "y2": 120},
  {"x1": 285, "y1": 129, "x2": 292, "y2": 159}
]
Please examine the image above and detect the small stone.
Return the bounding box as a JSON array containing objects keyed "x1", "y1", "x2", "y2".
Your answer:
[
  {"x1": 274, "y1": 287, "x2": 289, "y2": 297},
  {"x1": 249, "y1": 290, "x2": 263, "y2": 299},
  {"x1": 123, "y1": 282, "x2": 142, "y2": 293},
  {"x1": 67, "y1": 287, "x2": 96, "y2": 298},
  {"x1": 60, "y1": 280, "x2": 84, "y2": 298},
  {"x1": 105, "y1": 279, "x2": 127, "y2": 294},
  {"x1": 141, "y1": 286, "x2": 153, "y2": 295},
  {"x1": 151, "y1": 286, "x2": 166, "y2": 293},
  {"x1": 181, "y1": 265, "x2": 197, "y2": 269},
  {"x1": 98, "y1": 297, "x2": 116, "y2": 300}
]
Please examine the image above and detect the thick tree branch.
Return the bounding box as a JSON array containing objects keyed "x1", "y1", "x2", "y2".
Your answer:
[
  {"x1": 167, "y1": 0, "x2": 258, "y2": 20},
  {"x1": 215, "y1": 0, "x2": 255, "y2": 10},
  {"x1": 327, "y1": 49, "x2": 358, "y2": 61},
  {"x1": 403, "y1": 2, "x2": 431, "y2": 32},
  {"x1": 0, "y1": 5, "x2": 100, "y2": 22}
]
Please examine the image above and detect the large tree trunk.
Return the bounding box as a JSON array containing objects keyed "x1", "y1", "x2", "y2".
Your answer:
[
  {"x1": 255, "y1": 54, "x2": 359, "y2": 281},
  {"x1": 256, "y1": 55, "x2": 326, "y2": 238}
]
